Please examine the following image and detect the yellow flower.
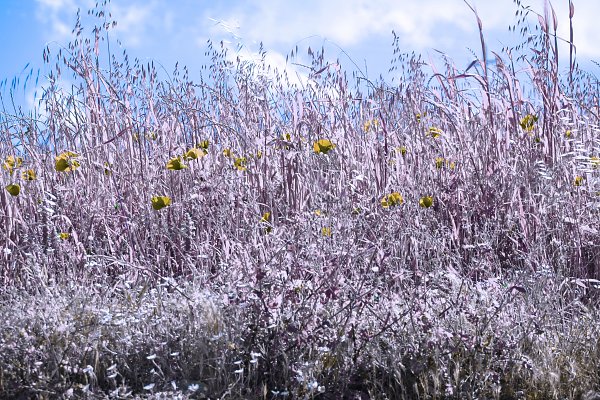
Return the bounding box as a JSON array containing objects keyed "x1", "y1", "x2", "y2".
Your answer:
[
  {"x1": 151, "y1": 196, "x2": 172, "y2": 210},
  {"x1": 573, "y1": 176, "x2": 585, "y2": 187},
  {"x1": 103, "y1": 162, "x2": 112, "y2": 175},
  {"x1": 278, "y1": 133, "x2": 292, "y2": 150},
  {"x1": 565, "y1": 130, "x2": 572, "y2": 138},
  {"x1": 590, "y1": 156, "x2": 600, "y2": 169},
  {"x1": 22, "y1": 169, "x2": 36, "y2": 181},
  {"x1": 233, "y1": 156, "x2": 247, "y2": 171},
  {"x1": 260, "y1": 212, "x2": 272, "y2": 232},
  {"x1": 5, "y1": 184, "x2": 20, "y2": 196},
  {"x1": 146, "y1": 131, "x2": 158, "y2": 140},
  {"x1": 519, "y1": 114, "x2": 538, "y2": 132},
  {"x1": 55, "y1": 151, "x2": 80, "y2": 172},
  {"x1": 435, "y1": 157, "x2": 445, "y2": 169},
  {"x1": 314, "y1": 209, "x2": 323, "y2": 217},
  {"x1": 321, "y1": 226, "x2": 332, "y2": 237},
  {"x1": 255, "y1": 150, "x2": 263, "y2": 159},
  {"x1": 428, "y1": 126, "x2": 443, "y2": 138},
  {"x1": 363, "y1": 119, "x2": 379, "y2": 132},
  {"x1": 222, "y1": 148, "x2": 233, "y2": 158},
  {"x1": 166, "y1": 157, "x2": 187, "y2": 170},
  {"x1": 260, "y1": 212, "x2": 271, "y2": 223},
  {"x1": 416, "y1": 112, "x2": 426, "y2": 123},
  {"x1": 381, "y1": 192, "x2": 403, "y2": 208},
  {"x1": 397, "y1": 146, "x2": 407, "y2": 157},
  {"x1": 419, "y1": 196, "x2": 434, "y2": 208},
  {"x1": 59, "y1": 232, "x2": 70, "y2": 240},
  {"x1": 183, "y1": 147, "x2": 204, "y2": 161},
  {"x1": 2, "y1": 156, "x2": 23, "y2": 175},
  {"x1": 198, "y1": 140, "x2": 210, "y2": 151},
  {"x1": 313, "y1": 139, "x2": 335, "y2": 154}
]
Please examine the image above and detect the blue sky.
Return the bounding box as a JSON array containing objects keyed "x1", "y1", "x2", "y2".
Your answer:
[{"x1": 1, "y1": 0, "x2": 599, "y2": 112}]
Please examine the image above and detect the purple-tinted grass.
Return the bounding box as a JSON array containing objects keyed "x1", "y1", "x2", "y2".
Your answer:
[{"x1": 0, "y1": 1, "x2": 599, "y2": 398}]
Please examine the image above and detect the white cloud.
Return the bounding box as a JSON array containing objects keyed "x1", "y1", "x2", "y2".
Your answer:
[
  {"x1": 463, "y1": 0, "x2": 600, "y2": 60},
  {"x1": 34, "y1": 0, "x2": 81, "y2": 43},
  {"x1": 109, "y1": 1, "x2": 161, "y2": 48},
  {"x1": 549, "y1": 0, "x2": 600, "y2": 60},
  {"x1": 35, "y1": 0, "x2": 163, "y2": 49},
  {"x1": 33, "y1": 0, "x2": 600, "y2": 85},
  {"x1": 210, "y1": 0, "x2": 599, "y2": 64},
  {"x1": 35, "y1": 0, "x2": 76, "y2": 10},
  {"x1": 217, "y1": 0, "x2": 510, "y2": 50}
]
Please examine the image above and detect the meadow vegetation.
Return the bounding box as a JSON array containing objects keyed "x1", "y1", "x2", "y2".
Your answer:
[{"x1": 1, "y1": 0, "x2": 599, "y2": 398}]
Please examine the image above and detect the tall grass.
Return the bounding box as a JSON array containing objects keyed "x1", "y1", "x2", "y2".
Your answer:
[{"x1": 0, "y1": 1, "x2": 599, "y2": 398}]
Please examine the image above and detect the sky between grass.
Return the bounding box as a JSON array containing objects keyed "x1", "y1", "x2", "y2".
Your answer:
[{"x1": 0, "y1": 0, "x2": 599, "y2": 113}]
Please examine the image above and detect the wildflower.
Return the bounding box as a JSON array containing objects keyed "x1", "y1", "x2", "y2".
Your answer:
[
  {"x1": 195, "y1": 140, "x2": 210, "y2": 155},
  {"x1": 416, "y1": 112, "x2": 426, "y2": 123},
  {"x1": 260, "y1": 211, "x2": 273, "y2": 233},
  {"x1": 565, "y1": 130, "x2": 572, "y2": 138},
  {"x1": 519, "y1": 114, "x2": 538, "y2": 132},
  {"x1": 55, "y1": 151, "x2": 80, "y2": 172},
  {"x1": 222, "y1": 148, "x2": 233, "y2": 158},
  {"x1": 313, "y1": 139, "x2": 335, "y2": 154},
  {"x1": 397, "y1": 146, "x2": 407, "y2": 157},
  {"x1": 590, "y1": 156, "x2": 600, "y2": 169},
  {"x1": 314, "y1": 209, "x2": 324, "y2": 217},
  {"x1": 381, "y1": 192, "x2": 403, "y2": 208},
  {"x1": 233, "y1": 156, "x2": 247, "y2": 171},
  {"x1": 146, "y1": 131, "x2": 158, "y2": 140},
  {"x1": 183, "y1": 147, "x2": 204, "y2": 161},
  {"x1": 278, "y1": 133, "x2": 292, "y2": 150},
  {"x1": 5, "y1": 184, "x2": 20, "y2": 196},
  {"x1": 435, "y1": 157, "x2": 445, "y2": 169},
  {"x1": 363, "y1": 119, "x2": 379, "y2": 132},
  {"x1": 22, "y1": 169, "x2": 36, "y2": 181},
  {"x1": 260, "y1": 212, "x2": 271, "y2": 223},
  {"x1": 2, "y1": 156, "x2": 23, "y2": 175},
  {"x1": 321, "y1": 226, "x2": 332, "y2": 237},
  {"x1": 573, "y1": 176, "x2": 585, "y2": 187},
  {"x1": 59, "y1": 232, "x2": 70, "y2": 240},
  {"x1": 419, "y1": 196, "x2": 434, "y2": 208},
  {"x1": 166, "y1": 157, "x2": 187, "y2": 170},
  {"x1": 428, "y1": 126, "x2": 443, "y2": 138},
  {"x1": 255, "y1": 150, "x2": 263, "y2": 159},
  {"x1": 103, "y1": 162, "x2": 112, "y2": 175},
  {"x1": 151, "y1": 196, "x2": 172, "y2": 210}
]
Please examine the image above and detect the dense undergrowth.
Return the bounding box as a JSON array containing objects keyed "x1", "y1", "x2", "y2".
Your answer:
[{"x1": 1, "y1": 0, "x2": 599, "y2": 398}]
